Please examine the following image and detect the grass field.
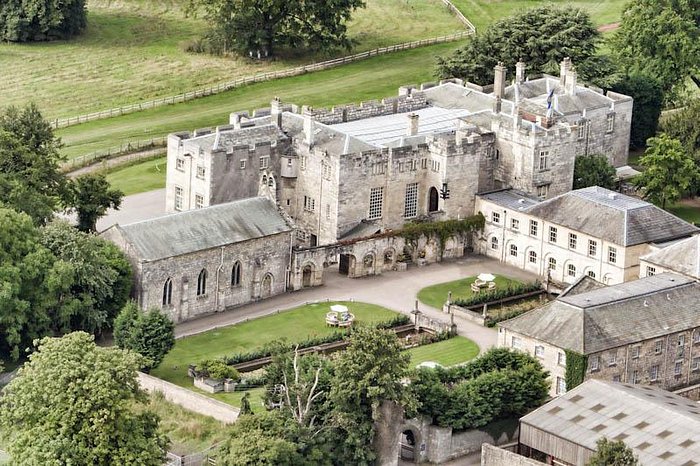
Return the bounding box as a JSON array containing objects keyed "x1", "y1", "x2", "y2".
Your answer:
[
  {"x1": 0, "y1": 0, "x2": 462, "y2": 119},
  {"x1": 408, "y1": 336, "x2": 480, "y2": 367},
  {"x1": 417, "y1": 275, "x2": 523, "y2": 309},
  {"x1": 669, "y1": 201, "x2": 700, "y2": 225},
  {"x1": 105, "y1": 155, "x2": 167, "y2": 195}
]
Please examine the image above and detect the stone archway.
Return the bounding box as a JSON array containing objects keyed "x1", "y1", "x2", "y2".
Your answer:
[
  {"x1": 261, "y1": 273, "x2": 273, "y2": 298},
  {"x1": 383, "y1": 248, "x2": 396, "y2": 271},
  {"x1": 399, "y1": 427, "x2": 421, "y2": 463},
  {"x1": 428, "y1": 187, "x2": 439, "y2": 212},
  {"x1": 302, "y1": 264, "x2": 314, "y2": 288}
]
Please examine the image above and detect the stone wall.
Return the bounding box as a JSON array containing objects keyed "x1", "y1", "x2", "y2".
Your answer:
[
  {"x1": 302, "y1": 91, "x2": 428, "y2": 125},
  {"x1": 481, "y1": 444, "x2": 547, "y2": 466}
]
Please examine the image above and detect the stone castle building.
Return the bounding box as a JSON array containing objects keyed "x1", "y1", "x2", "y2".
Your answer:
[{"x1": 165, "y1": 58, "x2": 633, "y2": 248}]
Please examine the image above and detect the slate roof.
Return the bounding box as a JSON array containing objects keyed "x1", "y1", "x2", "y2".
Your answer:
[
  {"x1": 641, "y1": 235, "x2": 700, "y2": 279},
  {"x1": 525, "y1": 187, "x2": 698, "y2": 246},
  {"x1": 499, "y1": 273, "x2": 700, "y2": 354},
  {"x1": 477, "y1": 188, "x2": 542, "y2": 211},
  {"x1": 558, "y1": 275, "x2": 606, "y2": 297},
  {"x1": 521, "y1": 379, "x2": 700, "y2": 466},
  {"x1": 111, "y1": 197, "x2": 293, "y2": 262}
]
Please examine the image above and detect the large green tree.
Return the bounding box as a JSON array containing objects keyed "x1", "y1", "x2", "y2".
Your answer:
[
  {"x1": 587, "y1": 438, "x2": 639, "y2": 466},
  {"x1": 188, "y1": 0, "x2": 365, "y2": 56},
  {"x1": 0, "y1": 332, "x2": 168, "y2": 465},
  {"x1": 0, "y1": 0, "x2": 87, "y2": 42},
  {"x1": 114, "y1": 302, "x2": 175, "y2": 372},
  {"x1": 610, "y1": 73, "x2": 664, "y2": 149},
  {"x1": 573, "y1": 154, "x2": 617, "y2": 190},
  {"x1": 612, "y1": 0, "x2": 699, "y2": 99},
  {"x1": 662, "y1": 98, "x2": 700, "y2": 194},
  {"x1": 436, "y1": 6, "x2": 599, "y2": 84},
  {"x1": 634, "y1": 133, "x2": 700, "y2": 208},
  {"x1": 66, "y1": 173, "x2": 124, "y2": 232}
]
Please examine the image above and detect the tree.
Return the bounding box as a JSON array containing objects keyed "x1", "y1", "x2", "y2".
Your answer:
[
  {"x1": 66, "y1": 173, "x2": 123, "y2": 232},
  {"x1": 436, "y1": 6, "x2": 599, "y2": 84},
  {"x1": 329, "y1": 327, "x2": 414, "y2": 465},
  {"x1": 0, "y1": 332, "x2": 168, "y2": 465},
  {"x1": 0, "y1": 0, "x2": 87, "y2": 42},
  {"x1": 587, "y1": 438, "x2": 639, "y2": 466},
  {"x1": 610, "y1": 73, "x2": 664, "y2": 149},
  {"x1": 611, "y1": 0, "x2": 699, "y2": 99},
  {"x1": 573, "y1": 155, "x2": 617, "y2": 190},
  {"x1": 188, "y1": 0, "x2": 365, "y2": 56},
  {"x1": 114, "y1": 302, "x2": 175, "y2": 371},
  {"x1": 662, "y1": 98, "x2": 700, "y2": 193},
  {"x1": 634, "y1": 134, "x2": 700, "y2": 208}
]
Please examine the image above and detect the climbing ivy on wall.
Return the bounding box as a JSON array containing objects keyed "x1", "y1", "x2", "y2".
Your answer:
[
  {"x1": 564, "y1": 349, "x2": 588, "y2": 391},
  {"x1": 399, "y1": 213, "x2": 485, "y2": 256}
]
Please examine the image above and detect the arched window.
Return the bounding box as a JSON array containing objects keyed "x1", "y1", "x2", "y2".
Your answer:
[
  {"x1": 567, "y1": 264, "x2": 576, "y2": 277},
  {"x1": 528, "y1": 250, "x2": 537, "y2": 264},
  {"x1": 231, "y1": 261, "x2": 241, "y2": 286},
  {"x1": 509, "y1": 244, "x2": 518, "y2": 257},
  {"x1": 587, "y1": 270, "x2": 596, "y2": 279},
  {"x1": 197, "y1": 269, "x2": 208, "y2": 296},
  {"x1": 548, "y1": 257, "x2": 557, "y2": 270},
  {"x1": 428, "y1": 187, "x2": 439, "y2": 212},
  {"x1": 491, "y1": 237, "x2": 499, "y2": 250},
  {"x1": 162, "y1": 278, "x2": 173, "y2": 306}
]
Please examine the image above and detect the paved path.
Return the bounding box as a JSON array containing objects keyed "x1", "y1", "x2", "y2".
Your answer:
[
  {"x1": 96, "y1": 188, "x2": 167, "y2": 231},
  {"x1": 175, "y1": 257, "x2": 539, "y2": 353}
]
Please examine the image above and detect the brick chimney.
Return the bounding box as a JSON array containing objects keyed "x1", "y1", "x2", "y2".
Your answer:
[
  {"x1": 494, "y1": 62, "x2": 506, "y2": 99},
  {"x1": 560, "y1": 57, "x2": 571, "y2": 87},
  {"x1": 515, "y1": 59, "x2": 526, "y2": 84},
  {"x1": 407, "y1": 113, "x2": 419, "y2": 136}
]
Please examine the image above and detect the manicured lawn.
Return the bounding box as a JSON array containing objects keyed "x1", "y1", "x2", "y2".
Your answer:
[
  {"x1": 1, "y1": 0, "x2": 461, "y2": 120},
  {"x1": 151, "y1": 301, "x2": 399, "y2": 390},
  {"x1": 104, "y1": 155, "x2": 167, "y2": 195},
  {"x1": 417, "y1": 275, "x2": 523, "y2": 310},
  {"x1": 408, "y1": 336, "x2": 480, "y2": 367},
  {"x1": 57, "y1": 41, "x2": 463, "y2": 160}
]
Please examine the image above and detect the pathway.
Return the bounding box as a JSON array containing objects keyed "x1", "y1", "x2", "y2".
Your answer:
[
  {"x1": 175, "y1": 257, "x2": 540, "y2": 353},
  {"x1": 96, "y1": 188, "x2": 167, "y2": 231},
  {"x1": 65, "y1": 147, "x2": 164, "y2": 178}
]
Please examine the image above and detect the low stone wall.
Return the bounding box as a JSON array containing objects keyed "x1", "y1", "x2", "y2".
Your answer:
[
  {"x1": 137, "y1": 372, "x2": 239, "y2": 424},
  {"x1": 481, "y1": 444, "x2": 547, "y2": 466},
  {"x1": 674, "y1": 383, "x2": 700, "y2": 401},
  {"x1": 445, "y1": 303, "x2": 486, "y2": 326},
  {"x1": 426, "y1": 418, "x2": 520, "y2": 464}
]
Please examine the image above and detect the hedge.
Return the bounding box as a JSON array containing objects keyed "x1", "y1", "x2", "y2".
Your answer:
[{"x1": 453, "y1": 282, "x2": 542, "y2": 308}]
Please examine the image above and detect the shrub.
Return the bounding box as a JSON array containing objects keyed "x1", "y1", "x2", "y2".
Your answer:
[
  {"x1": 453, "y1": 282, "x2": 542, "y2": 308},
  {"x1": 195, "y1": 360, "x2": 240, "y2": 380}
]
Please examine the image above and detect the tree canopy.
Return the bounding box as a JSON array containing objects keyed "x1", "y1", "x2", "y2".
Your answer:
[
  {"x1": 188, "y1": 0, "x2": 366, "y2": 56},
  {"x1": 587, "y1": 438, "x2": 639, "y2": 466},
  {"x1": 436, "y1": 6, "x2": 599, "y2": 84},
  {"x1": 661, "y1": 98, "x2": 700, "y2": 194},
  {"x1": 610, "y1": 73, "x2": 664, "y2": 149},
  {"x1": 0, "y1": 332, "x2": 168, "y2": 465},
  {"x1": 0, "y1": 0, "x2": 87, "y2": 42},
  {"x1": 113, "y1": 302, "x2": 175, "y2": 372},
  {"x1": 66, "y1": 173, "x2": 123, "y2": 232},
  {"x1": 573, "y1": 155, "x2": 617, "y2": 190}
]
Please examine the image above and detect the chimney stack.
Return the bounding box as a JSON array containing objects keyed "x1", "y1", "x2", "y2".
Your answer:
[
  {"x1": 304, "y1": 113, "x2": 314, "y2": 146},
  {"x1": 493, "y1": 62, "x2": 506, "y2": 99},
  {"x1": 232, "y1": 114, "x2": 242, "y2": 130},
  {"x1": 407, "y1": 113, "x2": 419, "y2": 136},
  {"x1": 271, "y1": 97, "x2": 283, "y2": 128},
  {"x1": 565, "y1": 69, "x2": 577, "y2": 96},
  {"x1": 515, "y1": 59, "x2": 526, "y2": 84},
  {"x1": 560, "y1": 57, "x2": 571, "y2": 87}
]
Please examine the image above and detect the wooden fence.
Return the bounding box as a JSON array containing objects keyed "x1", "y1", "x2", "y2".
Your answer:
[
  {"x1": 61, "y1": 137, "x2": 167, "y2": 172},
  {"x1": 51, "y1": 5, "x2": 475, "y2": 130}
]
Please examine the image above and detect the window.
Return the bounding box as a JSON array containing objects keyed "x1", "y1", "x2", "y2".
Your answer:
[
  {"x1": 368, "y1": 187, "x2": 384, "y2": 219},
  {"x1": 693, "y1": 357, "x2": 700, "y2": 371},
  {"x1": 613, "y1": 375, "x2": 621, "y2": 382},
  {"x1": 587, "y1": 271, "x2": 596, "y2": 279},
  {"x1": 538, "y1": 150, "x2": 550, "y2": 170},
  {"x1": 650, "y1": 365, "x2": 659, "y2": 381},
  {"x1": 431, "y1": 160, "x2": 440, "y2": 172},
  {"x1": 537, "y1": 185, "x2": 549, "y2": 199},
  {"x1": 654, "y1": 340, "x2": 663, "y2": 355},
  {"x1": 195, "y1": 194, "x2": 204, "y2": 209},
  {"x1": 556, "y1": 377, "x2": 566, "y2": 395},
  {"x1": 674, "y1": 362, "x2": 683, "y2": 376},
  {"x1": 176, "y1": 158, "x2": 185, "y2": 171},
  {"x1": 303, "y1": 196, "x2": 315, "y2": 212},
  {"x1": 569, "y1": 233, "x2": 577, "y2": 249},
  {"x1": 510, "y1": 244, "x2": 518, "y2": 257},
  {"x1": 231, "y1": 261, "x2": 241, "y2": 286},
  {"x1": 631, "y1": 345, "x2": 640, "y2": 359},
  {"x1": 646, "y1": 266, "x2": 656, "y2": 276},
  {"x1": 326, "y1": 204, "x2": 331, "y2": 220},
  {"x1": 677, "y1": 335, "x2": 685, "y2": 358},
  {"x1": 372, "y1": 162, "x2": 386, "y2": 175},
  {"x1": 590, "y1": 356, "x2": 599, "y2": 372},
  {"x1": 549, "y1": 226, "x2": 557, "y2": 243},
  {"x1": 196, "y1": 165, "x2": 205, "y2": 179},
  {"x1": 404, "y1": 183, "x2": 418, "y2": 218},
  {"x1": 577, "y1": 120, "x2": 587, "y2": 140},
  {"x1": 260, "y1": 156, "x2": 269, "y2": 169},
  {"x1": 239, "y1": 159, "x2": 246, "y2": 170},
  {"x1": 530, "y1": 220, "x2": 538, "y2": 236},
  {"x1": 588, "y1": 240, "x2": 597, "y2": 256},
  {"x1": 197, "y1": 269, "x2": 207, "y2": 296},
  {"x1": 606, "y1": 113, "x2": 615, "y2": 133},
  {"x1": 694, "y1": 331, "x2": 700, "y2": 344},
  {"x1": 679, "y1": 334, "x2": 686, "y2": 347},
  {"x1": 567, "y1": 263, "x2": 576, "y2": 277},
  {"x1": 548, "y1": 257, "x2": 557, "y2": 271},
  {"x1": 323, "y1": 162, "x2": 332, "y2": 180},
  {"x1": 608, "y1": 246, "x2": 617, "y2": 264},
  {"x1": 174, "y1": 186, "x2": 184, "y2": 211},
  {"x1": 491, "y1": 237, "x2": 499, "y2": 250},
  {"x1": 421, "y1": 158, "x2": 428, "y2": 169},
  {"x1": 300, "y1": 156, "x2": 307, "y2": 170},
  {"x1": 511, "y1": 336, "x2": 522, "y2": 350},
  {"x1": 535, "y1": 345, "x2": 544, "y2": 358},
  {"x1": 162, "y1": 278, "x2": 173, "y2": 306},
  {"x1": 608, "y1": 352, "x2": 617, "y2": 366},
  {"x1": 528, "y1": 250, "x2": 537, "y2": 264},
  {"x1": 511, "y1": 218, "x2": 520, "y2": 230},
  {"x1": 631, "y1": 370, "x2": 639, "y2": 384},
  {"x1": 558, "y1": 352, "x2": 566, "y2": 366},
  {"x1": 491, "y1": 211, "x2": 501, "y2": 224}
]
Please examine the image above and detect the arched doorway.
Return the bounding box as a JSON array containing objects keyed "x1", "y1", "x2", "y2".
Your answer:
[
  {"x1": 428, "y1": 187, "x2": 439, "y2": 212},
  {"x1": 261, "y1": 273, "x2": 273, "y2": 298},
  {"x1": 399, "y1": 428, "x2": 419, "y2": 462},
  {"x1": 302, "y1": 264, "x2": 314, "y2": 288},
  {"x1": 339, "y1": 254, "x2": 355, "y2": 275}
]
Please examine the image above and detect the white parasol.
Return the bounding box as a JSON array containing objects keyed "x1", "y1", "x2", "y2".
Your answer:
[
  {"x1": 477, "y1": 273, "x2": 496, "y2": 282},
  {"x1": 330, "y1": 304, "x2": 349, "y2": 313}
]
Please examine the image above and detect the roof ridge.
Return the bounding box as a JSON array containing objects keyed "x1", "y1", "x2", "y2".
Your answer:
[{"x1": 577, "y1": 280, "x2": 694, "y2": 311}]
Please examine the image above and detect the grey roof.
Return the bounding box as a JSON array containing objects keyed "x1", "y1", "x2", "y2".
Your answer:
[
  {"x1": 339, "y1": 220, "x2": 383, "y2": 241},
  {"x1": 477, "y1": 189, "x2": 542, "y2": 211},
  {"x1": 521, "y1": 379, "x2": 700, "y2": 466},
  {"x1": 281, "y1": 113, "x2": 376, "y2": 154},
  {"x1": 113, "y1": 197, "x2": 293, "y2": 262},
  {"x1": 499, "y1": 273, "x2": 700, "y2": 354},
  {"x1": 642, "y1": 235, "x2": 700, "y2": 279},
  {"x1": 525, "y1": 187, "x2": 699, "y2": 246},
  {"x1": 558, "y1": 275, "x2": 606, "y2": 297}
]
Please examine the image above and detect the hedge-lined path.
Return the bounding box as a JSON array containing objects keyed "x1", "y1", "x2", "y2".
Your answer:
[{"x1": 174, "y1": 257, "x2": 540, "y2": 354}]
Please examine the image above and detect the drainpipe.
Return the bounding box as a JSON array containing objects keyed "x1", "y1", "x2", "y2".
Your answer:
[
  {"x1": 215, "y1": 246, "x2": 225, "y2": 312},
  {"x1": 500, "y1": 209, "x2": 507, "y2": 263},
  {"x1": 287, "y1": 230, "x2": 294, "y2": 291}
]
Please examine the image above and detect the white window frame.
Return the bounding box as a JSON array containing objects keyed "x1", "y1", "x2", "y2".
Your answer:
[
  {"x1": 511, "y1": 336, "x2": 522, "y2": 350},
  {"x1": 587, "y1": 271, "x2": 596, "y2": 279},
  {"x1": 537, "y1": 185, "x2": 549, "y2": 199},
  {"x1": 490, "y1": 237, "x2": 498, "y2": 250},
  {"x1": 196, "y1": 165, "x2": 205, "y2": 179},
  {"x1": 608, "y1": 246, "x2": 617, "y2": 264},
  {"x1": 259, "y1": 156, "x2": 270, "y2": 169},
  {"x1": 590, "y1": 355, "x2": 599, "y2": 372},
  {"x1": 577, "y1": 120, "x2": 587, "y2": 140},
  {"x1": 608, "y1": 352, "x2": 617, "y2": 366},
  {"x1": 511, "y1": 218, "x2": 519, "y2": 230},
  {"x1": 631, "y1": 345, "x2": 640, "y2": 359},
  {"x1": 176, "y1": 157, "x2": 185, "y2": 171},
  {"x1": 368, "y1": 187, "x2": 384, "y2": 220},
  {"x1": 588, "y1": 240, "x2": 597, "y2": 257},
  {"x1": 528, "y1": 250, "x2": 537, "y2": 264},
  {"x1": 548, "y1": 257, "x2": 557, "y2": 271},
  {"x1": 303, "y1": 196, "x2": 315, "y2": 212},
  {"x1": 646, "y1": 266, "x2": 656, "y2": 276},
  {"x1": 558, "y1": 352, "x2": 566, "y2": 366},
  {"x1": 240, "y1": 159, "x2": 246, "y2": 170},
  {"x1": 404, "y1": 183, "x2": 418, "y2": 219},
  {"x1": 568, "y1": 233, "x2": 577, "y2": 250},
  {"x1": 195, "y1": 194, "x2": 204, "y2": 209},
  {"x1": 535, "y1": 345, "x2": 545, "y2": 358},
  {"x1": 556, "y1": 377, "x2": 566, "y2": 395},
  {"x1": 549, "y1": 226, "x2": 557, "y2": 243},
  {"x1": 530, "y1": 220, "x2": 538, "y2": 236},
  {"x1": 509, "y1": 244, "x2": 518, "y2": 257},
  {"x1": 538, "y1": 150, "x2": 550, "y2": 171},
  {"x1": 674, "y1": 361, "x2": 683, "y2": 376},
  {"x1": 174, "y1": 186, "x2": 184, "y2": 211},
  {"x1": 650, "y1": 365, "x2": 659, "y2": 381},
  {"x1": 606, "y1": 113, "x2": 615, "y2": 133},
  {"x1": 491, "y1": 211, "x2": 501, "y2": 224},
  {"x1": 567, "y1": 263, "x2": 576, "y2": 277},
  {"x1": 654, "y1": 340, "x2": 663, "y2": 355}
]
